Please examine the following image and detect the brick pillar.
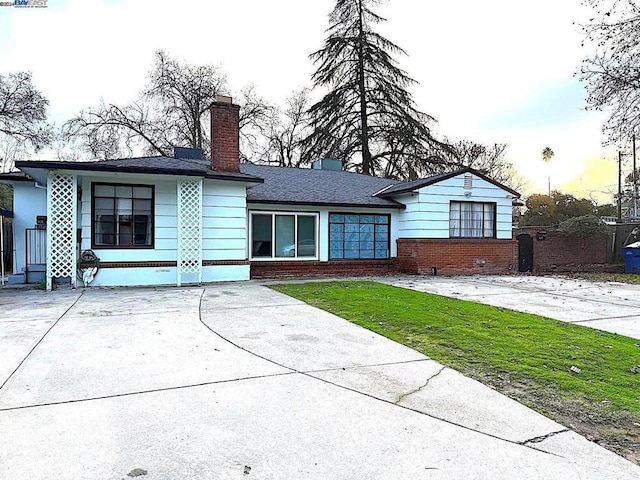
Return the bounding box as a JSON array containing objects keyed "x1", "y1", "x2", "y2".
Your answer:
[{"x1": 210, "y1": 95, "x2": 240, "y2": 172}]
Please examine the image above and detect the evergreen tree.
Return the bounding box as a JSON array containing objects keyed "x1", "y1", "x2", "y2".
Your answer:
[{"x1": 302, "y1": 0, "x2": 452, "y2": 178}]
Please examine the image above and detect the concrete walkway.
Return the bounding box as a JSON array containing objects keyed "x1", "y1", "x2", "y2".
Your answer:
[
  {"x1": 381, "y1": 275, "x2": 640, "y2": 339},
  {"x1": 0, "y1": 283, "x2": 638, "y2": 479}
]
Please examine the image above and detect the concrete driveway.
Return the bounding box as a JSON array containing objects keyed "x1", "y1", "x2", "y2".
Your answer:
[
  {"x1": 1, "y1": 282, "x2": 638, "y2": 479},
  {"x1": 382, "y1": 275, "x2": 640, "y2": 339}
]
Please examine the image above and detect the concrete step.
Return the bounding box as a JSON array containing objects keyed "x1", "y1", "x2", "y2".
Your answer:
[
  {"x1": 26, "y1": 271, "x2": 44, "y2": 284},
  {"x1": 8, "y1": 273, "x2": 24, "y2": 285}
]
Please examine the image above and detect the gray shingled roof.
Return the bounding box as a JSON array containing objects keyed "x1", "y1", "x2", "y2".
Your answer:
[
  {"x1": 14, "y1": 157, "x2": 263, "y2": 183},
  {"x1": 376, "y1": 172, "x2": 455, "y2": 197},
  {"x1": 10, "y1": 159, "x2": 519, "y2": 206},
  {"x1": 240, "y1": 164, "x2": 404, "y2": 209},
  {"x1": 376, "y1": 167, "x2": 520, "y2": 198}
]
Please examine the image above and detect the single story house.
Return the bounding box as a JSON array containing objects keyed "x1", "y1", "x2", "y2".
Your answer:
[{"x1": 0, "y1": 96, "x2": 520, "y2": 290}]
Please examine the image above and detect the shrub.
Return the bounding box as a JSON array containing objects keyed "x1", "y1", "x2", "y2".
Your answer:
[{"x1": 558, "y1": 215, "x2": 609, "y2": 238}]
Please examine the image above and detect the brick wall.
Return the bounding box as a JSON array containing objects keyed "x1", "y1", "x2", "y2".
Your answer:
[
  {"x1": 250, "y1": 259, "x2": 396, "y2": 279},
  {"x1": 210, "y1": 99, "x2": 240, "y2": 172},
  {"x1": 517, "y1": 228, "x2": 612, "y2": 273},
  {"x1": 396, "y1": 238, "x2": 517, "y2": 275}
]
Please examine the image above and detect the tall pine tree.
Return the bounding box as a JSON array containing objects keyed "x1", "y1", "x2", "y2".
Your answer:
[{"x1": 302, "y1": 0, "x2": 452, "y2": 178}]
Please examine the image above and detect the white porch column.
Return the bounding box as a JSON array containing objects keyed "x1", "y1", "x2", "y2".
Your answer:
[
  {"x1": 177, "y1": 179, "x2": 203, "y2": 287},
  {"x1": 46, "y1": 172, "x2": 77, "y2": 291}
]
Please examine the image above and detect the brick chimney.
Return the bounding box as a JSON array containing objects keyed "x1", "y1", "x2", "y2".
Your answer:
[{"x1": 210, "y1": 95, "x2": 240, "y2": 172}]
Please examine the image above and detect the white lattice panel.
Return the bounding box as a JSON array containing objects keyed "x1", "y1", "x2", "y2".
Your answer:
[
  {"x1": 46, "y1": 173, "x2": 77, "y2": 290},
  {"x1": 177, "y1": 180, "x2": 203, "y2": 285}
]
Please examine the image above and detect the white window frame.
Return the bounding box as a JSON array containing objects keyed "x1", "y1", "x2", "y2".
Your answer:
[{"x1": 249, "y1": 211, "x2": 319, "y2": 261}]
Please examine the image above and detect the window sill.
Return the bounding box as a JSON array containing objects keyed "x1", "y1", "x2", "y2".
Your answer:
[
  {"x1": 448, "y1": 237, "x2": 497, "y2": 240},
  {"x1": 250, "y1": 256, "x2": 319, "y2": 262},
  {"x1": 91, "y1": 245, "x2": 155, "y2": 250}
]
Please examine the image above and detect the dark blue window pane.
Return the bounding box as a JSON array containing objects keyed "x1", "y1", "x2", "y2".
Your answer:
[
  {"x1": 345, "y1": 215, "x2": 359, "y2": 223},
  {"x1": 360, "y1": 241, "x2": 374, "y2": 250},
  {"x1": 330, "y1": 232, "x2": 343, "y2": 241},
  {"x1": 330, "y1": 214, "x2": 344, "y2": 223},
  {"x1": 345, "y1": 241, "x2": 359, "y2": 251},
  {"x1": 345, "y1": 232, "x2": 359, "y2": 242},
  {"x1": 330, "y1": 241, "x2": 343, "y2": 250},
  {"x1": 360, "y1": 223, "x2": 374, "y2": 233},
  {"x1": 345, "y1": 223, "x2": 359, "y2": 233},
  {"x1": 345, "y1": 250, "x2": 359, "y2": 259},
  {"x1": 375, "y1": 232, "x2": 388, "y2": 241},
  {"x1": 375, "y1": 241, "x2": 388, "y2": 250},
  {"x1": 375, "y1": 215, "x2": 388, "y2": 224},
  {"x1": 330, "y1": 249, "x2": 344, "y2": 259},
  {"x1": 360, "y1": 250, "x2": 374, "y2": 259},
  {"x1": 376, "y1": 224, "x2": 388, "y2": 233},
  {"x1": 330, "y1": 223, "x2": 344, "y2": 233},
  {"x1": 360, "y1": 231, "x2": 373, "y2": 241},
  {"x1": 361, "y1": 215, "x2": 374, "y2": 223},
  {"x1": 375, "y1": 249, "x2": 388, "y2": 258}
]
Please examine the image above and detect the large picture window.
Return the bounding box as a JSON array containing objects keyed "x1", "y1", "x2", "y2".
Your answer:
[
  {"x1": 449, "y1": 201, "x2": 495, "y2": 238},
  {"x1": 250, "y1": 212, "x2": 318, "y2": 259},
  {"x1": 92, "y1": 183, "x2": 154, "y2": 248},
  {"x1": 329, "y1": 213, "x2": 389, "y2": 260}
]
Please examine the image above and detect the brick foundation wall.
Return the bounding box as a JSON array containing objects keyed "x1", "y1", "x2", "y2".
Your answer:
[
  {"x1": 250, "y1": 259, "x2": 396, "y2": 279},
  {"x1": 517, "y1": 228, "x2": 612, "y2": 273},
  {"x1": 396, "y1": 238, "x2": 517, "y2": 275}
]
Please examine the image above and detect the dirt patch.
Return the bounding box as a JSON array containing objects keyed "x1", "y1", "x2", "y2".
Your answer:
[{"x1": 460, "y1": 368, "x2": 640, "y2": 465}]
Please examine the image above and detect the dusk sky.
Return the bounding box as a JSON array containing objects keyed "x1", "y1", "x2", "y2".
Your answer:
[{"x1": 0, "y1": 0, "x2": 623, "y2": 203}]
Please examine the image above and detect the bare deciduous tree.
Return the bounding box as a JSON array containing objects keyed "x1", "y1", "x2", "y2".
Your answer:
[
  {"x1": 254, "y1": 88, "x2": 312, "y2": 167},
  {"x1": 439, "y1": 140, "x2": 526, "y2": 191},
  {"x1": 0, "y1": 136, "x2": 27, "y2": 174},
  {"x1": 64, "y1": 51, "x2": 273, "y2": 161},
  {"x1": 237, "y1": 85, "x2": 277, "y2": 163},
  {"x1": 63, "y1": 100, "x2": 172, "y2": 159},
  {"x1": 0, "y1": 71, "x2": 53, "y2": 171},
  {"x1": 578, "y1": 0, "x2": 640, "y2": 144}
]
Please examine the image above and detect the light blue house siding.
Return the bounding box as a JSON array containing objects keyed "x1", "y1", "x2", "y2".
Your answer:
[
  {"x1": 9, "y1": 182, "x2": 47, "y2": 277},
  {"x1": 75, "y1": 175, "x2": 249, "y2": 287},
  {"x1": 397, "y1": 172, "x2": 515, "y2": 240}
]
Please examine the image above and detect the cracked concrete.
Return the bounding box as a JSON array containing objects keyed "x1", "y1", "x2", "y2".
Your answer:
[
  {"x1": 381, "y1": 275, "x2": 640, "y2": 339},
  {"x1": 395, "y1": 366, "x2": 446, "y2": 404},
  {"x1": 523, "y1": 429, "x2": 570, "y2": 445},
  {"x1": 0, "y1": 281, "x2": 639, "y2": 479}
]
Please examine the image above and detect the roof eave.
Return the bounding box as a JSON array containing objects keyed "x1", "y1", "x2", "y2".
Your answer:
[
  {"x1": 14, "y1": 161, "x2": 264, "y2": 185},
  {"x1": 247, "y1": 199, "x2": 406, "y2": 210},
  {"x1": 379, "y1": 167, "x2": 521, "y2": 199},
  {"x1": 0, "y1": 172, "x2": 34, "y2": 183},
  {"x1": 204, "y1": 172, "x2": 264, "y2": 184}
]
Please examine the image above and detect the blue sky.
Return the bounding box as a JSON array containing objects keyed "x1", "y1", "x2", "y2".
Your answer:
[
  {"x1": 0, "y1": 0, "x2": 620, "y2": 201},
  {"x1": 485, "y1": 78, "x2": 587, "y2": 131}
]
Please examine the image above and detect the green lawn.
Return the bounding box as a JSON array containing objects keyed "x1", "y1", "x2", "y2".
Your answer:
[{"x1": 270, "y1": 281, "x2": 640, "y2": 415}]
